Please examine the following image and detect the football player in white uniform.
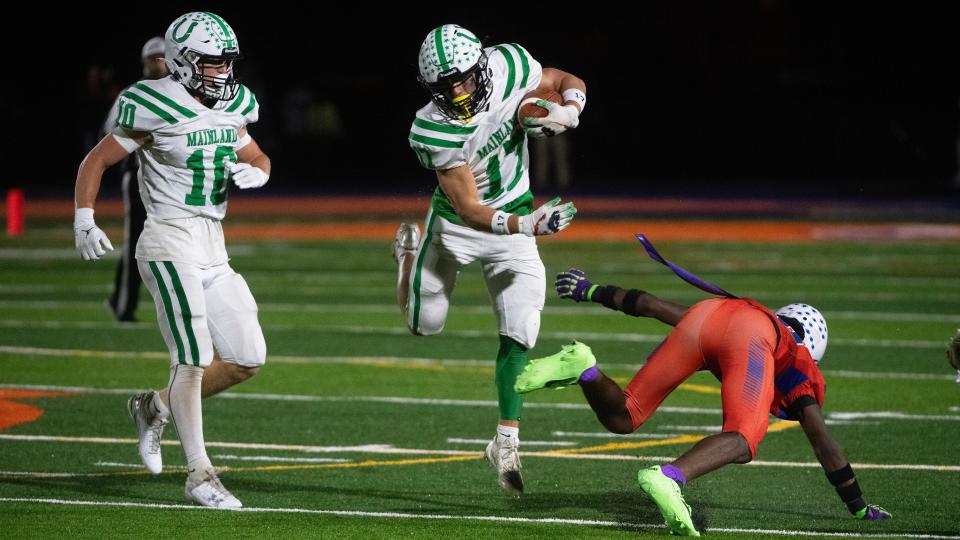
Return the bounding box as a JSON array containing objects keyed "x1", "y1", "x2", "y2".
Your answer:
[
  {"x1": 73, "y1": 12, "x2": 270, "y2": 509},
  {"x1": 395, "y1": 24, "x2": 586, "y2": 495}
]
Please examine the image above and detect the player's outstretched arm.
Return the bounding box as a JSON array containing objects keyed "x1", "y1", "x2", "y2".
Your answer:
[
  {"x1": 555, "y1": 268, "x2": 688, "y2": 326},
  {"x1": 797, "y1": 403, "x2": 892, "y2": 521},
  {"x1": 437, "y1": 166, "x2": 575, "y2": 236},
  {"x1": 74, "y1": 133, "x2": 140, "y2": 260}
]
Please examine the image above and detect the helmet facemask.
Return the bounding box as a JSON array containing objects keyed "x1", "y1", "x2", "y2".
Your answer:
[
  {"x1": 175, "y1": 50, "x2": 241, "y2": 101},
  {"x1": 419, "y1": 51, "x2": 492, "y2": 122}
]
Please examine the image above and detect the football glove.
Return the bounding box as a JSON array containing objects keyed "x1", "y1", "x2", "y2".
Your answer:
[
  {"x1": 556, "y1": 269, "x2": 594, "y2": 302},
  {"x1": 517, "y1": 197, "x2": 576, "y2": 236},
  {"x1": 74, "y1": 208, "x2": 114, "y2": 261},
  {"x1": 228, "y1": 162, "x2": 269, "y2": 189},
  {"x1": 522, "y1": 101, "x2": 580, "y2": 138}
]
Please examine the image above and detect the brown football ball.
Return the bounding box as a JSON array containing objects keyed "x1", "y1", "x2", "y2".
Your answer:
[{"x1": 517, "y1": 89, "x2": 562, "y2": 124}]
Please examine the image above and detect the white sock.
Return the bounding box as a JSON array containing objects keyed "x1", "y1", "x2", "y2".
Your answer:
[
  {"x1": 496, "y1": 425, "x2": 519, "y2": 442},
  {"x1": 167, "y1": 365, "x2": 213, "y2": 476}
]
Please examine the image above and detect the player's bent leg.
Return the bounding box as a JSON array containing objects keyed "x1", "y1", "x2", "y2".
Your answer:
[
  {"x1": 137, "y1": 260, "x2": 215, "y2": 475},
  {"x1": 405, "y1": 241, "x2": 458, "y2": 337},
  {"x1": 204, "y1": 266, "x2": 266, "y2": 397},
  {"x1": 201, "y1": 358, "x2": 260, "y2": 398},
  {"x1": 671, "y1": 431, "x2": 752, "y2": 482}
]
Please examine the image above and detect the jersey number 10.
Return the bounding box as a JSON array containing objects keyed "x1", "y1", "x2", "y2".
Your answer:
[{"x1": 184, "y1": 145, "x2": 236, "y2": 206}]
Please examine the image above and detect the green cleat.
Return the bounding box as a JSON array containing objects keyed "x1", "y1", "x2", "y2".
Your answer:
[
  {"x1": 637, "y1": 466, "x2": 700, "y2": 537},
  {"x1": 514, "y1": 341, "x2": 596, "y2": 394}
]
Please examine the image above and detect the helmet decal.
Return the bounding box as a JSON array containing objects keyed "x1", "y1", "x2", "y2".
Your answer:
[{"x1": 776, "y1": 303, "x2": 829, "y2": 364}]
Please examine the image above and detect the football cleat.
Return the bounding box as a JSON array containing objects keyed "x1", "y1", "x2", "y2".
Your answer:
[
  {"x1": 514, "y1": 341, "x2": 596, "y2": 393},
  {"x1": 637, "y1": 466, "x2": 700, "y2": 537},
  {"x1": 127, "y1": 391, "x2": 168, "y2": 474},
  {"x1": 184, "y1": 468, "x2": 242, "y2": 509},
  {"x1": 393, "y1": 222, "x2": 420, "y2": 264},
  {"x1": 485, "y1": 435, "x2": 523, "y2": 496}
]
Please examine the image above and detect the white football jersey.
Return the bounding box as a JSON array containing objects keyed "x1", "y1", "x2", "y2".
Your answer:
[
  {"x1": 112, "y1": 76, "x2": 259, "y2": 221},
  {"x1": 408, "y1": 44, "x2": 543, "y2": 222}
]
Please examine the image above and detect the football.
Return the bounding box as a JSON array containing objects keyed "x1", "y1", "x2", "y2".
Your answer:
[{"x1": 517, "y1": 88, "x2": 562, "y2": 125}]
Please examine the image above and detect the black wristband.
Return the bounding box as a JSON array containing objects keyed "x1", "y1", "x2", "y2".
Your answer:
[
  {"x1": 621, "y1": 289, "x2": 646, "y2": 317},
  {"x1": 590, "y1": 285, "x2": 620, "y2": 311}
]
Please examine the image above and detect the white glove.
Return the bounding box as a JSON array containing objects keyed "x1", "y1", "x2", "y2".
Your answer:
[
  {"x1": 522, "y1": 100, "x2": 580, "y2": 138},
  {"x1": 517, "y1": 197, "x2": 577, "y2": 236},
  {"x1": 228, "y1": 162, "x2": 269, "y2": 189},
  {"x1": 74, "y1": 208, "x2": 114, "y2": 261}
]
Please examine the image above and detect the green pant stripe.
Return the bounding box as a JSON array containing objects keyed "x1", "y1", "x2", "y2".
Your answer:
[
  {"x1": 163, "y1": 261, "x2": 201, "y2": 367},
  {"x1": 410, "y1": 210, "x2": 438, "y2": 333},
  {"x1": 148, "y1": 262, "x2": 186, "y2": 365},
  {"x1": 508, "y1": 44, "x2": 530, "y2": 90},
  {"x1": 225, "y1": 85, "x2": 247, "y2": 113},
  {"x1": 121, "y1": 91, "x2": 178, "y2": 125},
  {"x1": 495, "y1": 45, "x2": 516, "y2": 100},
  {"x1": 131, "y1": 83, "x2": 197, "y2": 118}
]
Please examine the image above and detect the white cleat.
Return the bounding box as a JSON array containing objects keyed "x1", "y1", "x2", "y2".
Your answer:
[
  {"x1": 485, "y1": 435, "x2": 523, "y2": 496},
  {"x1": 393, "y1": 222, "x2": 420, "y2": 264},
  {"x1": 185, "y1": 468, "x2": 242, "y2": 509},
  {"x1": 127, "y1": 391, "x2": 167, "y2": 474}
]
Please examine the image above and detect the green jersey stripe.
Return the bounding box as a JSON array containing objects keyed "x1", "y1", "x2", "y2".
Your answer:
[
  {"x1": 509, "y1": 44, "x2": 531, "y2": 90},
  {"x1": 411, "y1": 208, "x2": 439, "y2": 333},
  {"x1": 413, "y1": 118, "x2": 477, "y2": 135},
  {"x1": 121, "y1": 91, "x2": 178, "y2": 125},
  {"x1": 225, "y1": 85, "x2": 247, "y2": 113},
  {"x1": 132, "y1": 83, "x2": 197, "y2": 119},
  {"x1": 241, "y1": 91, "x2": 257, "y2": 116},
  {"x1": 148, "y1": 262, "x2": 185, "y2": 364},
  {"x1": 495, "y1": 46, "x2": 516, "y2": 100},
  {"x1": 434, "y1": 27, "x2": 448, "y2": 68},
  {"x1": 163, "y1": 262, "x2": 200, "y2": 367},
  {"x1": 409, "y1": 133, "x2": 464, "y2": 149}
]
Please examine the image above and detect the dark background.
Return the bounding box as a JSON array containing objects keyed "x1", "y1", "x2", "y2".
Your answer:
[{"x1": 4, "y1": 2, "x2": 960, "y2": 199}]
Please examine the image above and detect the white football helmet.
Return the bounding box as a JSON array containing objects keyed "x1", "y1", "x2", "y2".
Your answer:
[
  {"x1": 776, "y1": 303, "x2": 829, "y2": 364},
  {"x1": 417, "y1": 24, "x2": 492, "y2": 121},
  {"x1": 164, "y1": 12, "x2": 241, "y2": 101}
]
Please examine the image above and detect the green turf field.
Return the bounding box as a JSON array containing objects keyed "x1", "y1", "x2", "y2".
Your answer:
[{"x1": 1, "y1": 222, "x2": 958, "y2": 539}]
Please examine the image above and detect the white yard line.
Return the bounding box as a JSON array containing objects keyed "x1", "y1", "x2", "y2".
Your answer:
[
  {"x1": 0, "y1": 497, "x2": 955, "y2": 539},
  {"x1": 2, "y1": 382, "x2": 957, "y2": 422},
  {"x1": 1, "y1": 434, "x2": 957, "y2": 472},
  {"x1": 0, "y1": 318, "x2": 949, "y2": 349}
]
